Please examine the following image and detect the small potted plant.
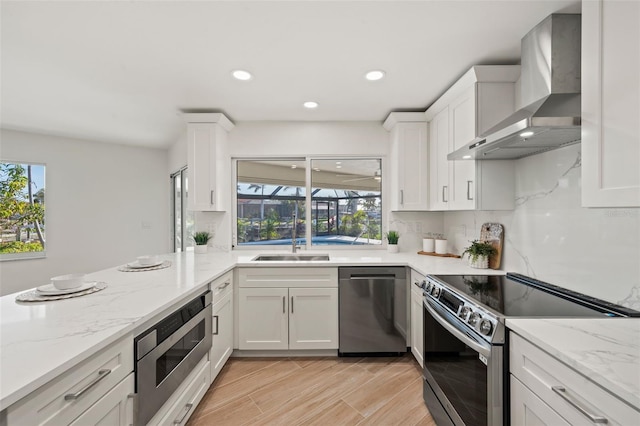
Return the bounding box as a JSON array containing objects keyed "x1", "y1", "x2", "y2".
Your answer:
[
  {"x1": 462, "y1": 240, "x2": 497, "y2": 269},
  {"x1": 385, "y1": 230, "x2": 400, "y2": 253},
  {"x1": 192, "y1": 231, "x2": 212, "y2": 254}
]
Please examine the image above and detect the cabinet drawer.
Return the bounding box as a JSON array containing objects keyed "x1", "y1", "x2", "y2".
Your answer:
[
  {"x1": 210, "y1": 270, "x2": 233, "y2": 303},
  {"x1": 152, "y1": 356, "x2": 210, "y2": 426},
  {"x1": 510, "y1": 332, "x2": 640, "y2": 425},
  {"x1": 510, "y1": 375, "x2": 570, "y2": 426},
  {"x1": 7, "y1": 336, "x2": 134, "y2": 426},
  {"x1": 69, "y1": 373, "x2": 134, "y2": 426},
  {"x1": 238, "y1": 268, "x2": 338, "y2": 288}
]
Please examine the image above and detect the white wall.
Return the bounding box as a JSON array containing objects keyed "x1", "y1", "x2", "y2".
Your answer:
[
  {"x1": 442, "y1": 144, "x2": 640, "y2": 308},
  {"x1": 0, "y1": 129, "x2": 171, "y2": 296}
]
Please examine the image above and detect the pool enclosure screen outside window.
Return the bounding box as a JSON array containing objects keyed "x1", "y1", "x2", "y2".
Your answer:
[
  {"x1": 236, "y1": 158, "x2": 382, "y2": 247},
  {"x1": 171, "y1": 167, "x2": 194, "y2": 252}
]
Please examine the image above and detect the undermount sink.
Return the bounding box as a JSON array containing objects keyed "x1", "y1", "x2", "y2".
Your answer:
[{"x1": 251, "y1": 254, "x2": 330, "y2": 262}]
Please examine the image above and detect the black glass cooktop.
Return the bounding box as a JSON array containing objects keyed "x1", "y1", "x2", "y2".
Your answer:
[{"x1": 431, "y1": 273, "x2": 640, "y2": 318}]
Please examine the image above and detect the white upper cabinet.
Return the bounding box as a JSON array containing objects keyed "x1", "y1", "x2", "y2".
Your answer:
[
  {"x1": 426, "y1": 66, "x2": 520, "y2": 211},
  {"x1": 582, "y1": 0, "x2": 640, "y2": 207},
  {"x1": 184, "y1": 113, "x2": 234, "y2": 211},
  {"x1": 384, "y1": 112, "x2": 429, "y2": 211}
]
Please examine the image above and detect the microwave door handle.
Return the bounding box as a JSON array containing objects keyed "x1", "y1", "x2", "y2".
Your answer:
[{"x1": 424, "y1": 298, "x2": 491, "y2": 358}]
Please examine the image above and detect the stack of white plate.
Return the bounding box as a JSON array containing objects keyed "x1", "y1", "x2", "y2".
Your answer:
[
  {"x1": 37, "y1": 274, "x2": 97, "y2": 296},
  {"x1": 126, "y1": 255, "x2": 163, "y2": 269}
]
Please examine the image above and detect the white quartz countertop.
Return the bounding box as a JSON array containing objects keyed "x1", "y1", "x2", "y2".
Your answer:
[
  {"x1": 506, "y1": 318, "x2": 640, "y2": 410},
  {"x1": 0, "y1": 249, "x2": 500, "y2": 410}
]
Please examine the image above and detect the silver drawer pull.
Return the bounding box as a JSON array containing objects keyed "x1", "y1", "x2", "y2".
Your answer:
[
  {"x1": 217, "y1": 281, "x2": 230, "y2": 291},
  {"x1": 173, "y1": 402, "x2": 194, "y2": 425},
  {"x1": 64, "y1": 369, "x2": 111, "y2": 400},
  {"x1": 466, "y1": 180, "x2": 473, "y2": 200},
  {"x1": 551, "y1": 386, "x2": 608, "y2": 424}
]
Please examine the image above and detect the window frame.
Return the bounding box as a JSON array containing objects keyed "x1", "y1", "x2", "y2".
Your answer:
[
  {"x1": 0, "y1": 160, "x2": 47, "y2": 261},
  {"x1": 171, "y1": 167, "x2": 193, "y2": 253},
  {"x1": 232, "y1": 156, "x2": 387, "y2": 250}
]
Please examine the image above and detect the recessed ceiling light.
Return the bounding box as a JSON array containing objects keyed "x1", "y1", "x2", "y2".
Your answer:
[
  {"x1": 463, "y1": 155, "x2": 472, "y2": 159},
  {"x1": 336, "y1": 165, "x2": 342, "y2": 169},
  {"x1": 291, "y1": 165, "x2": 297, "y2": 169},
  {"x1": 313, "y1": 168, "x2": 320, "y2": 172},
  {"x1": 335, "y1": 161, "x2": 342, "y2": 165},
  {"x1": 365, "y1": 70, "x2": 386, "y2": 81},
  {"x1": 303, "y1": 101, "x2": 319, "y2": 109},
  {"x1": 232, "y1": 70, "x2": 252, "y2": 81},
  {"x1": 520, "y1": 131, "x2": 534, "y2": 137}
]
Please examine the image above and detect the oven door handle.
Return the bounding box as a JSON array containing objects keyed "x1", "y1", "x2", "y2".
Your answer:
[{"x1": 424, "y1": 297, "x2": 492, "y2": 358}]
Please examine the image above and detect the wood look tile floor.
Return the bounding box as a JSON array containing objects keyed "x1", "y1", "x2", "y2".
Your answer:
[{"x1": 187, "y1": 355, "x2": 435, "y2": 426}]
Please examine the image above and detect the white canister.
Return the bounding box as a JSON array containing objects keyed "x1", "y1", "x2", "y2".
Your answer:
[
  {"x1": 435, "y1": 239, "x2": 448, "y2": 254},
  {"x1": 422, "y1": 238, "x2": 435, "y2": 252}
]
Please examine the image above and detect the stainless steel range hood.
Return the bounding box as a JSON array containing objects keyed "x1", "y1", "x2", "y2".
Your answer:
[{"x1": 449, "y1": 14, "x2": 581, "y2": 160}]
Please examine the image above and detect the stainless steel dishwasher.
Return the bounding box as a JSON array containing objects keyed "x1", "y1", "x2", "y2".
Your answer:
[{"x1": 338, "y1": 267, "x2": 408, "y2": 355}]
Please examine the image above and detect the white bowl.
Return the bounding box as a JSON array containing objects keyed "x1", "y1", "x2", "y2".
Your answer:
[
  {"x1": 137, "y1": 255, "x2": 159, "y2": 266},
  {"x1": 51, "y1": 273, "x2": 86, "y2": 290}
]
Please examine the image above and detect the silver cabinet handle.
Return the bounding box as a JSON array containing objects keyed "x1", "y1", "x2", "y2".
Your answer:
[
  {"x1": 213, "y1": 315, "x2": 219, "y2": 335},
  {"x1": 400, "y1": 190, "x2": 404, "y2": 206},
  {"x1": 173, "y1": 402, "x2": 193, "y2": 425},
  {"x1": 442, "y1": 186, "x2": 448, "y2": 203},
  {"x1": 210, "y1": 190, "x2": 214, "y2": 205},
  {"x1": 217, "y1": 281, "x2": 230, "y2": 291},
  {"x1": 282, "y1": 296, "x2": 285, "y2": 314},
  {"x1": 64, "y1": 369, "x2": 111, "y2": 400},
  {"x1": 467, "y1": 180, "x2": 473, "y2": 200},
  {"x1": 551, "y1": 386, "x2": 608, "y2": 424},
  {"x1": 291, "y1": 296, "x2": 294, "y2": 313},
  {"x1": 127, "y1": 393, "x2": 138, "y2": 426}
]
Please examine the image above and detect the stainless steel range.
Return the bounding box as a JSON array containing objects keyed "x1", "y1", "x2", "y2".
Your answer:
[{"x1": 420, "y1": 273, "x2": 639, "y2": 426}]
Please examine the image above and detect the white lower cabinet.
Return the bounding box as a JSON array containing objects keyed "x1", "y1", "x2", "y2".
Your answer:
[
  {"x1": 210, "y1": 288, "x2": 234, "y2": 382},
  {"x1": 6, "y1": 335, "x2": 134, "y2": 426},
  {"x1": 510, "y1": 332, "x2": 640, "y2": 426},
  {"x1": 511, "y1": 375, "x2": 570, "y2": 426},
  {"x1": 69, "y1": 374, "x2": 134, "y2": 426},
  {"x1": 237, "y1": 268, "x2": 339, "y2": 351},
  {"x1": 410, "y1": 281, "x2": 424, "y2": 368},
  {"x1": 238, "y1": 287, "x2": 289, "y2": 350},
  {"x1": 149, "y1": 355, "x2": 210, "y2": 426},
  {"x1": 288, "y1": 287, "x2": 339, "y2": 350}
]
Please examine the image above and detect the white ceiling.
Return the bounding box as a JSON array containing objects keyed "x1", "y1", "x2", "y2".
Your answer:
[{"x1": 1, "y1": 0, "x2": 580, "y2": 149}]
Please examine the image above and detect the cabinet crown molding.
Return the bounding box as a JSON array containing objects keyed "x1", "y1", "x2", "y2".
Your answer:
[
  {"x1": 183, "y1": 113, "x2": 235, "y2": 132},
  {"x1": 383, "y1": 112, "x2": 427, "y2": 130}
]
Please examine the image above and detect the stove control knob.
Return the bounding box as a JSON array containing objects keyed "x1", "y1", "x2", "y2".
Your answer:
[
  {"x1": 425, "y1": 282, "x2": 432, "y2": 293},
  {"x1": 468, "y1": 312, "x2": 481, "y2": 327},
  {"x1": 431, "y1": 286, "x2": 441, "y2": 298},
  {"x1": 459, "y1": 306, "x2": 471, "y2": 319},
  {"x1": 421, "y1": 280, "x2": 427, "y2": 290},
  {"x1": 479, "y1": 319, "x2": 493, "y2": 336}
]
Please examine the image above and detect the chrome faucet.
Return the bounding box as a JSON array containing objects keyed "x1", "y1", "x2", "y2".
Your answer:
[{"x1": 292, "y1": 213, "x2": 298, "y2": 253}]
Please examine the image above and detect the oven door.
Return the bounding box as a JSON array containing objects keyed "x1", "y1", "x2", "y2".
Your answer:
[
  {"x1": 422, "y1": 297, "x2": 503, "y2": 426},
  {"x1": 136, "y1": 304, "x2": 212, "y2": 426}
]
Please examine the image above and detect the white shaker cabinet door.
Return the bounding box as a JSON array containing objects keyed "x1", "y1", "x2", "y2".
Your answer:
[
  {"x1": 238, "y1": 287, "x2": 289, "y2": 350},
  {"x1": 410, "y1": 285, "x2": 424, "y2": 368},
  {"x1": 288, "y1": 287, "x2": 339, "y2": 350},
  {"x1": 582, "y1": 0, "x2": 640, "y2": 207},
  {"x1": 211, "y1": 289, "x2": 234, "y2": 382}
]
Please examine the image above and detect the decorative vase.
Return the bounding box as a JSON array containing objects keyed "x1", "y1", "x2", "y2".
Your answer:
[
  {"x1": 468, "y1": 255, "x2": 489, "y2": 269},
  {"x1": 195, "y1": 244, "x2": 208, "y2": 254},
  {"x1": 387, "y1": 244, "x2": 399, "y2": 253}
]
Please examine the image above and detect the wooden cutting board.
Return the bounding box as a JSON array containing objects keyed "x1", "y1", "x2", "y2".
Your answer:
[{"x1": 479, "y1": 223, "x2": 504, "y2": 269}]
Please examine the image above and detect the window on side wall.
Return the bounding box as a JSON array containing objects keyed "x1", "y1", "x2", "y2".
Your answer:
[
  {"x1": 171, "y1": 168, "x2": 194, "y2": 252},
  {"x1": 235, "y1": 158, "x2": 382, "y2": 248},
  {"x1": 0, "y1": 162, "x2": 46, "y2": 260}
]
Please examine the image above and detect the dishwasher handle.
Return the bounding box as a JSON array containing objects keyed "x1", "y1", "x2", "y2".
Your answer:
[{"x1": 348, "y1": 275, "x2": 397, "y2": 280}]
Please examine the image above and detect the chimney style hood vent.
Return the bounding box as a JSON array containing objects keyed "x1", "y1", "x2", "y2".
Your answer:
[{"x1": 449, "y1": 14, "x2": 581, "y2": 160}]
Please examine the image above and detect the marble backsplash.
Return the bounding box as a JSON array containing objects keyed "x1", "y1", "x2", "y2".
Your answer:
[{"x1": 443, "y1": 144, "x2": 640, "y2": 309}]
